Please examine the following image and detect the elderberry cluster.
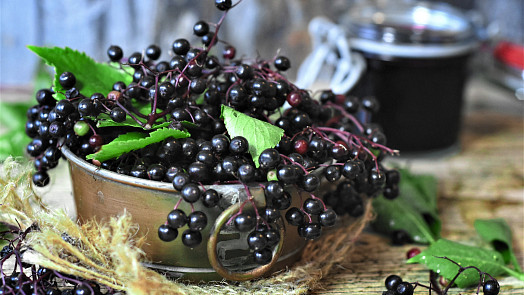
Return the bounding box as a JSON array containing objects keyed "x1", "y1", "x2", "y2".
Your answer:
[
  {"x1": 1, "y1": 226, "x2": 114, "y2": 295},
  {"x1": 25, "y1": 0, "x2": 400, "y2": 267}
]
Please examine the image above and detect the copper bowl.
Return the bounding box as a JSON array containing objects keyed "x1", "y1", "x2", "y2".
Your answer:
[{"x1": 62, "y1": 147, "x2": 319, "y2": 282}]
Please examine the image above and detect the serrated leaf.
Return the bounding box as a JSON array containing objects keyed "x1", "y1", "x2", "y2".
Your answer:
[
  {"x1": 407, "y1": 239, "x2": 506, "y2": 287},
  {"x1": 475, "y1": 219, "x2": 522, "y2": 272},
  {"x1": 372, "y1": 170, "x2": 440, "y2": 244},
  {"x1": 86, "y1": 128, "x2": 190, "y2": 162},
  {"x1": 27, "y1": 46, "x2": 132, "y2": 100},
  {"x1": 221, "y1": 105, "x2": 284, "y2": 168}
]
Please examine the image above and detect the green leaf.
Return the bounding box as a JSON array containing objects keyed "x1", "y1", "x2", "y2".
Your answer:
[
  {"x1": 372, "y1": 195, "x2": 437, "y2": 244},
  {"x1": 96, "y1": 116, "x2": 171, "y2": 130},
  {"x1": 27, "y1": 46, "x2": 132, "y2": 100},
  {"x1": 221, "y1": 105, "x2": 284, "y2": 168},
  {"x1": 475, "y1": 219, "x2": 523, "y2": 272},
  {"x1": 407, "y1": 239, "x2": 507, "y2": 287},
  {"x1": 86, "y1": 128, "x2": 190, "y2": 162},
  {"x1": 0, "y1": 101, "x2": 33, "y2": 129},
  {"x1": 0, "y1": 130, "x2": 31, "y2": 160},
  {"x1": 372, "y1": 170, "x2": 440, "y2": 243}
]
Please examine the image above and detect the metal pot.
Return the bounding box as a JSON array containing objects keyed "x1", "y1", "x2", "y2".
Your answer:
[{"x1": 62, "y1": 147, "x2": 329, "y2": 281}]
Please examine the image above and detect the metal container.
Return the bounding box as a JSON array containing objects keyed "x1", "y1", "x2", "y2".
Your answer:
[
  {"x1": 341, "y1": 0, "x2": 479, "y2": 153},
  {"x1": 62, "y1": 147, "x2": 325, "y2": 281}
]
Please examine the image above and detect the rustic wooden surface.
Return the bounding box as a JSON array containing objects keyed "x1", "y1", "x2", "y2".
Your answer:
[{"x1": 2, "y1": 79, "x2": 523, "y2": 294}]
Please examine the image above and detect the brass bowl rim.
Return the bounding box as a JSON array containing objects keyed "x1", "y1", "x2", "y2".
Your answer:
[{"x1": 61, "y1": 146, "x2": 246, "y2": 192}]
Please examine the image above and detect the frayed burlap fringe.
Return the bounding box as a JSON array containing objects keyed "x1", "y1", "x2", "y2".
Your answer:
[{"x1": 0, "y1": 157, "x2": 373, "y2": 295}]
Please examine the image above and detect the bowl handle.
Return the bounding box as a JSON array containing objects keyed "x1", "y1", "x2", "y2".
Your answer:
[{"x1": 207, "y1": 201, "x2": 285, "y2": 281}]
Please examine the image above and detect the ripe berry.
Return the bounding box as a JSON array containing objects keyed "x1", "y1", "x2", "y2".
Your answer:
[
  {"x1": 385, "y1": 274, "x2": 403, "y2": 291},
  {"x1": 59, "y1": 72, "x2": 76, "y2": 89},
  {"x1": 88, "y1": 134, "x2": 103, "y2": 148},
  {"x1": 32, "y1": 171, "x2": 50, "y2": 187},
  {"x1": 483, "y1": 279, "x2": 500, "y2": 295},
  {"x1": 253, "y1": 248, "x2": 272, "y2": 265},
  {"x1": 285, "y1": 207, "x2": 305, "y2": 226},
  {"x1": 181, "y1": 229, "x2": 202, "y2": 247},
  {"x1": 158, "y1": 224, "x2": 178, "y2": 242},
  {"x1": 303, "y1": 198, "x2": 323, "y2": 215},
  {"x1": 258, "y1": 148, "x2": 280, "y2": 169},
  {"x1": 187, "y1": 211, "x2": 207, "y2": 231},
  {"x1": 128, "y1": 52, "x2": 142, "y2": 66},
  {"x1": 110, "y1": 107, "x2": 126, "y2": 122},
  {"x1": 271, "y1": 191, "x2": 292, "y2": 210},
  {"x1": 247, "y1": 231, "x2": 268, "y2": 251},
  {"x1": 193, "y1": 20, "x2": 210, "y2": 36},
  {"x1": 36, "y1": 89, "x2": 56, "y2": 106},
  {"x1": 300, "y1": 223, "x2": 322, "y2": 240},
  {"x1": 274, "y1": 56, "x2": 290, "y2": 71},
  {"x1": 301, "y1": 174, "x2": 320, "y2": 192},
  {"x1": 215, "y1": 0, "x2": 232, "y2": 10},
  {"x1": 55, "y1": 99, "x2": 75, "y2": 116},
  {"x1": 172, "y1": 38, "x2": 190, "y2": 55},
  {"x1": 396, "y1": 282, "x2": 414, "y2": 295},
  {"x1": 107, "y1": 45, "x2": 123, "y2": 61},
  {"x1": 181, "y1": 183, "x2": 201, "y2": 203},
  {"x1": 167, "y1": 209, "x2": 187, "y2": 228},
  {"x1": 202, "y1": 189, "x2": 220, "y2": 207},
  {"x1": 319, "y1": 209, "x2": 337, "y2": 227},
  {"x1": 145, "y1": 44, "x2": 161, "y2": 60},
  {"x1": 234, "y1": 213, "x2": 256, "y2": 232},
  {"x1": 147, "y1": 164, "x2": 166, "y2": 181}
]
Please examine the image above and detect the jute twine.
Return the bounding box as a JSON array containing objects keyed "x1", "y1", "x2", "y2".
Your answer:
[{"x1": 0, "y1": 157, "x2": 374, "y2": 295}]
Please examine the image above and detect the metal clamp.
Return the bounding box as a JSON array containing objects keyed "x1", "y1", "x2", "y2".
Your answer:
[{"x1": 207, "y1": 201, "x2": 285, "y2": 281}]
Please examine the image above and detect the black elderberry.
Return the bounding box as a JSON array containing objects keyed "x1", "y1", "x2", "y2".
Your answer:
[
  {"x1": 264, "y1": 181, "x2": 284, "y2": 199},
  {"x1": 343, "y1": 96, "x2": 360, "y2": 113},
  {"x1": 301, "y1": 174, "x2": 320, "y2": 192},
  {"x1": 301, "y1": 223, "x2": 322, "y2": 240},
  {"x1": 319, "y1": 209, "x2": 337, "y2": 227},
  {"x1": 271, "y1": 191, "x2": 292, "y2": 210},
  {"x1": 229, "y1": 136, "x2": 249, "y2": 154},
  {"x1": 342, "y1": 160, "x2": 360, "y2": 179},
  {"x1": 303, "y1": 198, "x2": 323, "y2": 215},
  {"x1": 48, "y1": 121, "x2": 66, "y2": 138},
  {"x1": 107, "y1": 45, "x2": 123, "y2": 61},
  {"x1": 158, "y1": 224, "x2": 178, "y2": 242},
  {"x1": 36, "y1": 88, "x2": 56, "y2": 106},
  {"x1": 173, "y1": 173, "x2": 190, "y2": 191},
  {"x1": 211, "y1": 134, "x2": 230, "y2": 155},
  {"x1": 221, "y1": 156, "x2": 238, "y2": 174},
  {"x1": 234, "y1": 212, "x2": 256, "y2": 232},
  {"x1": 145, "y1": 44, "x2": 161, "y2": 60},
  {"x1": 253, "y1": 247, "x2": 272, "y2": 265},
  {"x1": 202, "y1": 189, "x2": 220, "y2": 207},
  {"x1": 172, "y1": 38, "x2": 190, "y2": 56},
  {"x1": 238, "y1": 164, "x2": 255, "y2": 182},
  {"x1": 285, "y1": 207, "x2": 305, "y2": 226},
  {"x1": 59, "y1": 72, "x2": 76, "y2": 89},
  {"x1": 263, "y1": 227, "x2": 280, "y2": 247},
  {"x1": 181, "y1": 229, "x2": 202, "y2": 247},
  {"x1": 383, "y1": 184, "x2": 399, "y2": 200},
  {"x1": 483, "y1": 279, "x2": 500, "y2": 295},
  {"x1": 362, "y1": 96, "x2": 380, "y2": 113},
  {"x1": 32, "y1": 170, "x2": 50, "y2": 187},
  {"x1": 385, "y1": 274, "x2": 403, "y2": 291},
  {"x1": 396, "y1": 282, "x2": 414, "y2": 295},
  {"x1": 263, "y1": 207, "x2": 281, "y2": 223},
  {"x1": 215, "y1": 0, "x2": 232, "y2": 11},
  {"x1": 181, "y1": 138, "x2": 198, "y2": 159},
  {"x1": 258, "y1": 148, "x2": 280, "y2": 169},
  {"x1": 277, "y1": 164, "x2": 301, "y2": 184},
  {"x1": 274, "y1": 56, "x2": 291, "y2": 71},
  {"x1": 113, "y1": 81, "x2": 126, "y2": 92},
  {"x1": 181, "y1": 183, "x2": 201, "y2": 203},
  {"x1": 55, "y1": 99, "x2": 75, "y2": 116},
  {"x1": 188, "y1": 162, "x2": 210, "y2": 182},
  {"x1": 167, "y1": 209, "x2": 187, "y2": 228},
  {"x1": 247, "y1": 231, "x2": 268, "y2": 251},
  {"x1": 324, "y1": 165, "x2": 341, "y2": 182},
  {"x1": 130, "y1": 164, "x2": 147, "y2": 179},
  {"x1": 190, "y1": 78, "x2": 207, "y2": 94},
  {"x1": 26, "y1": 137, "x2": 47, "y2": 157},
  {"x1": 193, "y1": 20, "x2": 210, "y2": 36},
  {"x1": 169, "y1": 55, "x2": 187, "y2": 71},
  {"x1": 188, "y1": 211, "x2": 208, "y2": 231},
  {"x1": 128, "y1": 52, "x2": 142, "y2": 66},
  {"x1": 201, "y1": 32, "x2": 215, "y2": 47},
  {"x1": 147, "y1": 164, "x2": 166, "y2": 181},
  {"x1": 110, "y1": 107, "x2": 126, "y2": 122}
]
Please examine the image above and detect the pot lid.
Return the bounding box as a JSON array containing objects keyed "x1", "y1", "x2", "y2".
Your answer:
[{"x1": 341, "y1": 0, "x2": 477, "y2": 45}]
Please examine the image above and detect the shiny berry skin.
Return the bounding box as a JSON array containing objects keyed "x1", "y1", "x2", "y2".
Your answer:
[
  {"x1": 172, "y1": 38, "x2": 190, "y2": 55},
  {"x1": 286, "y1": 91, "x2": 302, "y2": 107},
  {"x1": 263, "y1": 207, "x2": 281, "y2": 223},
  {"x1": 48, "y1": 121, "x2": 66, "y2": 138},
  {"x1": 32, "y1": 170, "x2": 50, "y2": 187},
  {"x1": 483, "y1": 279, "x2": 500, "y2": 295},
  {"x1": 264, "y1": 181, "x2": 284, "y2": 199},
  {"x1": 271, "y1": 191, "x2": 292, "y2": 210},
  {"x1": 107, "y1": 45, "x2": 123, "y2": 61},
  {"x1": 147, "y1": 164, "x2": 166, "y2": 181},
  {"x1": 55, "y1": 99, "x2": 75, "y2": 116},
  {"x1": 145, "y1": 44, "x2": 161, "y2": 60},
  {"x1": 181, "y1": 229, "x2": 202, "y2": 247},
  {"x1": 59, "y1": 72, "x2": 76, "y2": 89},
  {"x1": 342, "y1": 160, "x2": 360, "y2": 179},
  {"x1": 181, "y1": 183, "x2": 201, "y2": 203},
  {"x1": 128, "y1": 52, "x2": 142, "y2": 66},
  {"x1": 193, "y1": 20, "x2": 209, "y2": 36},
  {"x1": 285, "y1": 207, "x2": 305, "y2": 226},
  {"x1": 247, "y1": 231, "x2": 268, "y2": 251},
  {"x1": 202, "y1": 189, "x2": 220, "y2": 207},
  {"x1": 396, "y1": 282, "x2": 414, "y2": 295},
  {"x1": 73, "y1": 120, "x2": 89, "y2": 136},
  {"x1": 303, "y1": 198, "x2": 323, "y2": 215},
  {"x1": 263, "y1": 228, "x2": 280, "y2": 247},
  {"x1": 238, "y1": 164, "x2": 255, "y2": 182},
  {"x1": 362, "y1": 96, "x2": 380, "y2": 113},
  {"x1": 253, "y1": 248, "x2": 272, "y2": 265},
  {"x1": 36, "y1": 89, "x2": 56, "y2": 106},
  {"x1": 167, "y1": 209, "x2": 187, "y2": 228},
  {"x1": 223, "y1": 45, "x2": 236, "y2": 59},
  {"x1": 110, "y1": 107, "x2": 126, "y2": 122},
  {"x1": 173, "y1": 173, "x2": 190, "y2": 191},
  {"x1": 187, "y1": 211, "x2": 207, "y2": 231},
  {"x1": 385, "y1": 274, "x2": 403, "y2": 291},
  {"x1": 158, "y1": 224, "x2": 178, "y2": 242},
  {"x1": 26, "y1": 137, "x2": 47, "y2": 157},
  {"x1": 211, "y1": 134, "x2": 230, "y2": 155},
  {"x1": 324, "y1": 165, "x2": 341, "y2": 182},
  {"x1": 301, "y1": 223, "x2": 322, "y2": 240},
  {"x1": 229, "y1": 136, "x2": 249, "y2": 154},
  {"x1": 277, "y1": 165, "x2": 300, "y2": 184},
  {"x1": 215, "y1": 0, "x2": 232, "y2": 10},
  {"x1": 319, "y1": 209, "x2": 337, "y2": 227},
  {"x1": 274, "y1": 56, "x2": 290, "y2": 71},
  {"x1": 301, "y1": 174, "x2": 320, "y2": 192},
  {"x1": 88, "y1": 134, "x2": 103, "y2": 148},
  {"x1": 77, "y1": 98, "x2": 96, "y2": 116},
  {"x1": 234, "y1": 213, "x2": 256, "y2": 232},
  {"x1": 258, "y1": 148, "x2": 280, "y2": 169}
]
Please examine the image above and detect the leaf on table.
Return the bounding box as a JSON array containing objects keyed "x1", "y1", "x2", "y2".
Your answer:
[
  {"x1": 372, "y1": 169, "x2": 440, "y2": 243},
  {"x1": 475, "y1": 218, "x2": 523, "y2": 272},
  {"x1": 221, "y1": 105, "x2": 284, "y2": 168},
  {"x1": 407, "y1": 239, "x2": 506, "y2": 288},
  {"x1": 86, "y1": 128, "x2": 190, "y2": 162},
  {"x1": 27, "y1": 46, "x2": 132, "y2": 100}
]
